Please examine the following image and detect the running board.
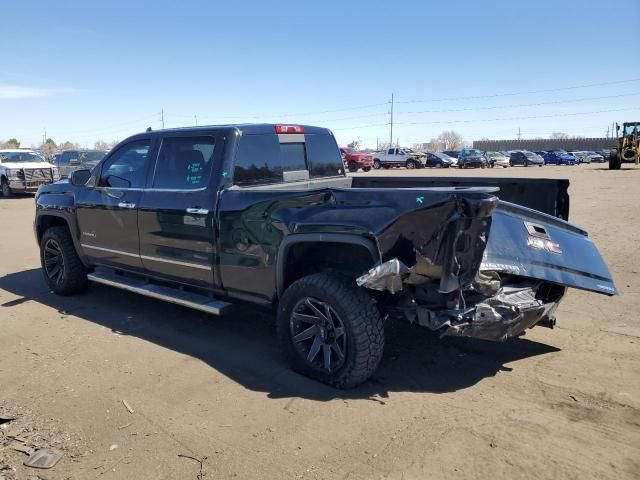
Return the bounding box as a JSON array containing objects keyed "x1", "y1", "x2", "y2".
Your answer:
[{"x1": 87, "y1": 271, "x2": 231, "y2": 315}]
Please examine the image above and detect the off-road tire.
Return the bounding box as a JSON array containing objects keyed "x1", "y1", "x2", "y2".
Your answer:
[
  {"x1": 609, "y1": 150, "x2": 621, "y2": 170},
  {"x1": 40, "y1": 226, "x2": 88, "y2": 295},
  {"x1": 277, "y1": 273, "x2": 384, "y2": 389},
  {"x1": 373, "y1": 159, "x2": 381, "y2": 169},
  {"x1": 1, "y1": 178, "x2": 12, "y2": 198}
]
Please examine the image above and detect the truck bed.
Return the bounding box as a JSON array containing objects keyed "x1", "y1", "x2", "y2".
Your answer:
[{"x1": 350, "y1": 176, "x2": 570, "y2": 220}]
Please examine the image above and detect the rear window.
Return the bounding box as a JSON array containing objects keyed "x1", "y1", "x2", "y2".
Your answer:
[
  {"x1": 234, "y1": 133, "x2": 344, "y2": 186},
  {"x1": 305, "y1": 134, "x2": 344, "y2": 178}
]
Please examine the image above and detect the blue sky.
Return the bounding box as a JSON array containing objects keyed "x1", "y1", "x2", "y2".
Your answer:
[{"x1": 2, "y1": 0, "x2": 639, "y2": 148}]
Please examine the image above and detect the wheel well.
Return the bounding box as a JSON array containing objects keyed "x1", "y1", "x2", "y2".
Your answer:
[
  {"x1": 281, "y1": 242, "x2": 376, "y2": 294},
  {"x1": 37, "y1": 216, "x2": 70, "y2": 243}
]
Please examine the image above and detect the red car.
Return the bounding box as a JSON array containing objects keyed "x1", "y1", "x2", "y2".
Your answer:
[{"x1": 340, "y1": 147, "x2": 373, "y2": 172}]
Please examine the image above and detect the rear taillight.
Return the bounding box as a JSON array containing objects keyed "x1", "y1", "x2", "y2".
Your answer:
[{"x1": 275, "y1": 125, "x2": 304, "y2": 134}]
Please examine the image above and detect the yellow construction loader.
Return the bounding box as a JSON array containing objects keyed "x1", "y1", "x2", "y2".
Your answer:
[{"x1": 609, "y1": 122, "x2": 640, "y2": 169}]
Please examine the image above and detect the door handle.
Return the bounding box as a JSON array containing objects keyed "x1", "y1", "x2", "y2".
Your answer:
[
  {"x1": 186, "y1": 207, "x2": 209, "y2": 215},
  {"x1": 118, "y1": 201, "x2": 136, "y2": 209}
]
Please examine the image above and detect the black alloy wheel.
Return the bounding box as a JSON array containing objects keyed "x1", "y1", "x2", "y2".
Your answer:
[
  {"x1": 43, "y1": 238, "x2": 65, "y2": 285},
  {"x1": 289, "y1": 297, "x2": 347, "y2": 374}
]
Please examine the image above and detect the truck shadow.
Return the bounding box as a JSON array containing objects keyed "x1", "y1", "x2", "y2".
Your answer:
[{"x1": 0, "y1": 269, "x2": 559, "y2": 401}]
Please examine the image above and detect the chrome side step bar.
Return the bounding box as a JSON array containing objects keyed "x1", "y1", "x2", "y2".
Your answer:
[{"x1": 87, "y1": 271, "x2": 231, "y2": 315}]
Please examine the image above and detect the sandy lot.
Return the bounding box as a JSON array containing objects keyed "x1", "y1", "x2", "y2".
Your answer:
[{"x1": 1, "y1": 163, "x2": 639, "y2": 479}]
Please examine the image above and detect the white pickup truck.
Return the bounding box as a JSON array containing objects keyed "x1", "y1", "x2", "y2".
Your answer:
[
  {"x1": 372, "y1": 148, "x2": 426, "y2": 170},
  {"x1": 0, "y1": 149, "x2": 60, "y2": 197}
]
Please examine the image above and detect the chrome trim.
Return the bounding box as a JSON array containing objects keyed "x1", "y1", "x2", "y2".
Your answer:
[
  {"x1": 140, "y1": 254, "x2": 211, "y2": 271},
  {"x1": 81, "y1": 244, "x2": 140, "y2": 258},
  {"x1": 95, "y1": 186, "x2": 208, "y2": 193},
  {"x1": 81, "y1": 244, "x2": 212, "y2": 271},
  {"x1": 87, "y1": 271, "x2": 229, "y2": 315},
  {"x1": 186, "y1": 207, "x2": 209, "y2": 215}
]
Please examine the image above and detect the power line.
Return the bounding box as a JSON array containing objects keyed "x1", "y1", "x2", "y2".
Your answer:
[
  {"x1": 398, "y1": 92, "x2": 640, "y2": 115},
  {"x1": 332, "y1": 107, "x2": 638, "y2": 130},
  {"x1": 396, "y1": 77, "x2": 640, "y2": 104}
]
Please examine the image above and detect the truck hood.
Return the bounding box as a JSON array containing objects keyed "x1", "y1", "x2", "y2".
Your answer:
[{"x1": 2, "y1": 161, "x2": 53, "y2": 169}]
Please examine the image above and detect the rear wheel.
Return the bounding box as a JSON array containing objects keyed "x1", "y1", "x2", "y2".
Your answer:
[
  {"x1": 362, "y1": 167, "x2": 371, "y2": 172},
  {"x1": 406, "y1": 160, "x2": 416, "y2": 169},
  {"x1": 1, "y1": 178, "x2": 12, "y2": 198},
  {"x1": 609, "y1": 150, "x2": 621, "y2": 170},
  {"x1": 40, "y1": 226, "x2": 88, "y2": 295},
  {"x1": 348, "y1": 162, "x2": 358, "y2": 173},
  {"x1": 373, "y1": 159, "x2": 381, "y2": 169},
  {"x1": 277, "y1": 273, "x2": 384, "y2": 389}
]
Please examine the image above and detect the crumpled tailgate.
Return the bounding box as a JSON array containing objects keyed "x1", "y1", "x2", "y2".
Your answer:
[{"x1": 481, "y1": 201, "x2": 617, "y2": 295}]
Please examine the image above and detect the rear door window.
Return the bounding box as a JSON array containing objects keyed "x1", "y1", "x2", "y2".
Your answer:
[{"x1": 153, "y1": 136, "x2": 216, "y2": 189}]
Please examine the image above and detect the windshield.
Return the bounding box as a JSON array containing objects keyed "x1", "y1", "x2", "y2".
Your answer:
[
  {"x1": 0, "y1": 151, "x2": 44, "y2": 163},
  {"x1": 79, "y1": 150, "x2": 107, "y2": 164},
  {"x1": 435, "y1": 153, "x2": 452, "y2": 160},
  {"x1": 346, "y1": 147, "x2": 359, "y2": 154},
  {"x1": 553, "y1": 150, "x2": 568, "y2": 154},
  {"x1": 524, "y1": 152, "x2": 538, "y2": 157},
  {"x1": 623, "y1": 124, "x2": 639, "y2": 136}
]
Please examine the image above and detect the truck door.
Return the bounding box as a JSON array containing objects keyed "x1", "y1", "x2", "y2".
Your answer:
[
  {"x1": 137, "y1": 134, "x2": 222, "y2": 289},
  {"x1": 76, "y1": 139, "x2": 154, "y2": 271}
]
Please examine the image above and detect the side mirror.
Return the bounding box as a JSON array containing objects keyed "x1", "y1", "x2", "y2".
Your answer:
[{"x1": 69, "y1": 169, "x2": 91, "y2": 186}]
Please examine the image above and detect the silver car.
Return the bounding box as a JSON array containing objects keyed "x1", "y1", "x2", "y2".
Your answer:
[{"x1": 55, "y1": 150, "x2": 108, "y2": 178}]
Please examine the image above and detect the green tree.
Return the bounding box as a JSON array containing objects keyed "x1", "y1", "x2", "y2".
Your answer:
[
  {"x1": 39, "y1": 138, "x2": 58, "y2": 155},
  {"x1": 3, "y1": 138, "x2": 20, "y2": 148}
]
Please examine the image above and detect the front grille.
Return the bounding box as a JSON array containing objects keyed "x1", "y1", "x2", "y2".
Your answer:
[{"x1": 22, "y1": 168, "x2": 53, "y2": 181}]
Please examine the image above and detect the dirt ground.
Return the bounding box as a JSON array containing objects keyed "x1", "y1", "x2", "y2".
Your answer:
[{"x1": 1, "y1": 163, "x2": 639, "y2": 480}]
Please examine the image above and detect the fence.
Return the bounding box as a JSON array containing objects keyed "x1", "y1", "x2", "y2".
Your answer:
[{"x1": 473, "y1": 137, "x2": 615, "y2": 152}]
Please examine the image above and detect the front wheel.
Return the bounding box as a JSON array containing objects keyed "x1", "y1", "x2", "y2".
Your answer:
[
  {"x1": 277, "y1": 273, "x2": 384, "y2": 389},
  {"x1": 406, "y1": 160, "x2": 416, "y2": 169},
  {"x1": 1, "y1": 178, "x2": 12, "y2": 198},
  {"x1": 40, "y1": 226, "x2": 88, "y2": 295},
  {"x1": 373, "y1": 159, "x2": 381, "y2": 169},
  {"x1": 348, "y1": 162, "x2": 358, "y2": 173},
  {"x1": 609, "y1": 150, "x2": 621, "y2": 170}
]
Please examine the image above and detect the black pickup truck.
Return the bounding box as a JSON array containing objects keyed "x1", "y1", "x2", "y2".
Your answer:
[{"x1": 34, "y1": 124, "x2": 617, "y2": 388}]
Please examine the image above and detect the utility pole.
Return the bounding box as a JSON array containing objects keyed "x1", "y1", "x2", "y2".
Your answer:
[
  {"x1": 518, "y1": 127, "x2": 521, "y2": 141},
  {"x1": 389, "y1": 93, "x2": 394, "y2": 150},
  {"x1": 376, "y1": 137, "x2": 379, "y2": 150},
  {"x1": 194, "y1": 115, "x2": 198, "y2": 126},
  {"x1": 161, "y1": 109, "x2": 165, "y2": 129}
]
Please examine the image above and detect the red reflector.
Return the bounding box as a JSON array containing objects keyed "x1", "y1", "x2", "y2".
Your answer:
[{"x1": 275, "y1": 125, "x2": 304, "y2": 134}]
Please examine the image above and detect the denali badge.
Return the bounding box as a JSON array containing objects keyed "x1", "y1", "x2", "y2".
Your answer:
[{"x1": 527, "y1": 235, "x2": 562, "y2": 254}]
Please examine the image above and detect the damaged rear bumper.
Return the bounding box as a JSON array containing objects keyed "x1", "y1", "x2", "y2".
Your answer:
[{"x1": 356, "y1": 197, "x2": 616, "y2": 342}]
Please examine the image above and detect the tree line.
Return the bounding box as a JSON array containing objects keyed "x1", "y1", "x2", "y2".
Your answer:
[{"x1": 0, "y1": 138, "x2": 119, "y2": 155}]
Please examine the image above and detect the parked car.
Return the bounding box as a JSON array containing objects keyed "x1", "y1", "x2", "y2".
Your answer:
[
  {"x1": 425, "y1": 151, "x2": 456, "y2": 168},
  {"x1": 441, "y1": 150, "x2": 460, "y2": 159},
  {"x1": 0, "y1": 149, "x2": 60, "y2": 197},
  {"x1": 568, "y1": 151, "x2": 591, "y2": 164},
  {"x1": 595, "y1": 149, "x2": 610, "y2": 160},
  {"x1": 543, "y1": 150, "x2": 578, "y2": 165},
  {"x1": 54, "y1": 150, "x2": 108, "y2": 178},
  {"x1": 457, "y1": 148, "x2": 487, "y2": 168},
  {"x1": 339, "y1": 147, "x2": 373, "y2": 172},
  {"x1": 372, "y1": 148, "x2": 426, "y2": 169},
  {"x1": 587, "y1": 151, "x2": 605, "y2": 163},
  {"x1": 509, "y1": 151, "x2": 544, "y2": 167},
  {"x1": 485, "y1": 151, "x2": 509, "y2": 168},
  {"x1": 33, "y1": 123, "x2": 616, "y2": 388}
]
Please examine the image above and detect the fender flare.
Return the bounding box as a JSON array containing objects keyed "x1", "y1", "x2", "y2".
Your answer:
[{"x1": 275, "y1": 233, "x2": 380, "y2": 298}]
